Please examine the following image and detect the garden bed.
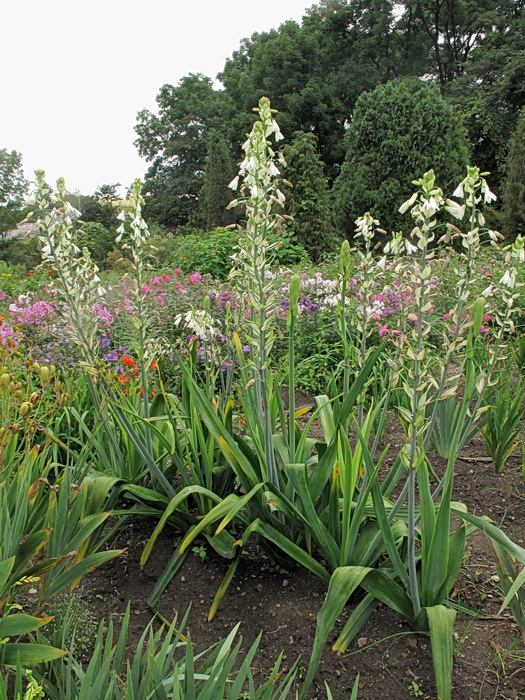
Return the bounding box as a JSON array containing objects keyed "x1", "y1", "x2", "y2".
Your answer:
[{"x1": 75, "y1": 421, "x2": 525, "y2": 700}]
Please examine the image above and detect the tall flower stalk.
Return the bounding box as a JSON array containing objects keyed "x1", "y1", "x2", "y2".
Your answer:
[
  {"x1": 32, "y1": 171, "x2": 103, "y2": 368},
  {"x1": 115, "y1": 179, "x2": 155, "y2": 453},
  {"x1": 228, "y1": 97, "x2": 286, "y2": 487}
]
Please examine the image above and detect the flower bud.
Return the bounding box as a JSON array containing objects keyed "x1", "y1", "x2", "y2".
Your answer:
[
  {"x1": 19, "y1": 402, "x2": 32, "y2": 417},
  {"x1": 470, "y1": 297, "x2": 485, "y2": 338},
  {"x1": 39, "y1": 367, "x2": 50, "y2": 385},
  {"x1": 0, "y1": 427, "x2": 7, "y2": 441},
  {"x1": 339, "y1": 240, "x2": 351, "y2": 276},
  {"x1": 0, "y1": 373, "x2": 10, "y2": 389},
  {"x1": 29, "y1": 392, "x2": 40, "y2": 406},
  {"x1": 14, "y1": 390, "x2": 24, "y2": 402},
  {"x1": 32, "y1": 362, "x2": 41, "y2": 372},
  {"x1": 10, "y1": 423, "x2": 19, "y2": 434},
  {"x1": 56, "y1": 392, "x2": 70, "y2": 408}
]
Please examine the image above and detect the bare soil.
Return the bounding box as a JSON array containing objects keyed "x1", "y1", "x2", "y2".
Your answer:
[{"x1": 75, "y1": 415, "x2": 525, "y2": 700}]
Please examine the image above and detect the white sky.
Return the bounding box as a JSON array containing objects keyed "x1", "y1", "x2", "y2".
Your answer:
[{"x1": 1, "y1": 0, "x2": 312, "y2": 196}]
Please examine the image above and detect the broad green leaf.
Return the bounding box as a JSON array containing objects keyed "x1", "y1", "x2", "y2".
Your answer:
[
  {"x1": 426, "y1": 605, "x2": 456, "y2": 700},
  {"x1": 1, "y1": 642, "x2": 67, "y2": 665}
]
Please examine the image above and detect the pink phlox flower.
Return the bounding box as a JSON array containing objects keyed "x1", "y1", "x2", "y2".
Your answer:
[
  {"x1": 92, "y1": 303, "x2": 114, "y2": 327},
  {"x1": 188, "y1": 272, "x2": 202, "y2": 284},
  {"x1": 0, "y1": 320, "x2": 19, "y2": 347},
  {"x1": 10, "y1": 300, "x2": 56, "y2": 327}
]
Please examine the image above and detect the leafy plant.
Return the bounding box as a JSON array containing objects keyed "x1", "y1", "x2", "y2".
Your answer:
[
  {"x1": 35, "y1": 605, "x2": 301, "y2": 699},
  {"x1": 481, "y1": 373, "x2": 524, "y2": 473}
]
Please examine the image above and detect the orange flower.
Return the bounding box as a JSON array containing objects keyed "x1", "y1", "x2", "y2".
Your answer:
[
  {"x1": 211, "y1": 252, "x2": 216, "y2": 256},
  {"x1": 117, "y1": 376, "x2": 128, "y2": 385},
  {"x1": 120, "y1": 355, "x2": 135, "y2": 367},
  {"x1": 150, "y1": 361, "x2": 158, "y2": 370},
  {"x1": 133, "y1": 368, "x2": 139, "y2": 377}
]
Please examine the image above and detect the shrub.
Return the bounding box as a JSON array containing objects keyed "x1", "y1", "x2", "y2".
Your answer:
[{"x1": 177, "y1": 228, "x2": 236, "y2": 280}]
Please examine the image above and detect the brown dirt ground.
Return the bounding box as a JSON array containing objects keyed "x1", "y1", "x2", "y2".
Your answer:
[{"x1": 74, "y1": 413, "x2": 525, "y2": 700}]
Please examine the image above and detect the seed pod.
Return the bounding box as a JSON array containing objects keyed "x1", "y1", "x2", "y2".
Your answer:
[
  {"x1": 14, "y1": 390, "x2": 24, "y2": 402},
  {"x1": 0, "y1": 427, "x2": 7, "y2": 441},
  {"x1": 29, "y1": 392, "x2": 40, "y2": 406},
  {"x1": 19, "y1": 402, "x2": 32, "y2": 417},
  {"x1": 10, "y1": 423, "x2": 19, "y2": 434},
  {"x1": 0, "y1": 373, "x2": 10, "y2": 389},
  {"x1": 32, "y1": 362, "x2": 41, "y2": 372}
]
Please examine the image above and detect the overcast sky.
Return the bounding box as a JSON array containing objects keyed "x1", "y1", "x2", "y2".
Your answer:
[{"x1": 1, "y1": 0, "x2": 312, "y2": 196}]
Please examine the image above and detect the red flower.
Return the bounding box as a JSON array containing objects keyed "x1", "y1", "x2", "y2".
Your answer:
[{"x1": 120, "y1": 355, "x2": 135, "y2": 367}]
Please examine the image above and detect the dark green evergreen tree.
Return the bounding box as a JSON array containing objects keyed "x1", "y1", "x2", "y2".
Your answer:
[
  {"x1": 502, "y1": 109, "x2": 525, "y2": 241},
  {"x1": 283, "y1": 131, "x2": 337, "y2": 261},
  {"x1": 192, "y1": 130, "x2": 237, "y2": 230},
  {"x1": 333, "y1": 78, "x2": 469, "y2": 237}
]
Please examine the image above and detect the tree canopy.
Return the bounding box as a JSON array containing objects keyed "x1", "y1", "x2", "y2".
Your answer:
[
  {"x1": 0, "y1": 149, "x2": 28, "y2": 208},
  {"x1": 134, "y1": 0, "x2": 524, "y2": 244}
]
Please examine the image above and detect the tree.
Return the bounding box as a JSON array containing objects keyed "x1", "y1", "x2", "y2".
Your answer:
[
  {"x1": 192, "y1": 130, "x2": 237, "y2": 230},
  {"x1": 333, "y1": 77, "x2": 469, "y2": 237},
  {"x1": 398, "y1": 0, "x2": 518, "y2": 85},
  {"x1": 445, "y1": 4, "x2": 525, "y2": 195},
  {"x1": 283, "y1": 131, "x2": 337, "y2": 261},
  {"x1": 0, "y1": 149, "x2": 29, "y2": 237},
  {"x1": 78, "y1": 221, "x2": 115, "y2": 267},
  {"x1": 0, "y1": 149, "x2": 28, "y2": 207},
  {"x1": 134, "y1": 74, "x2": 234, "y2": 229},
  {"x1": 502, "y1": 109, "x2": 525, "y2": 241},
  {"x1": 94, "y1": 183, "x2": 121, "y2": 203}
]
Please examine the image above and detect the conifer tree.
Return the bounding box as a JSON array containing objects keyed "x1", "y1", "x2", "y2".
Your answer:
[
  {"x1": 502, "y1": 109, "x2": 525, "y2": 241},
  {"x1": 333, "y1": 78, "x2": 469, "y2": 238},
  {"x1": 194, "y1": 130, "x2": 237, "y2": 230},
  {"x1": 283, "y1": 131, "x2": 336, "y2": 261}
]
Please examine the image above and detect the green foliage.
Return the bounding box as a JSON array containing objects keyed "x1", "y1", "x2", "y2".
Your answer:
[
  {"x1": 78, "y1": 222, "x2": 115, "y2": 266},
  {"x1": 333, "y1": 78, "x2": 469, "y2": 237},
  {"x1": 0, "y1": 237, "x2": 41, "y2": 273},
  {"x1": 35, "y1": 606, "x2": 300, "y2": 699},
  {"x1": 70, "y1": 194, "x2": 117, "y2": 230},
  {"x1": 446, "y1": 6, "x2": 525, "y2": 197},
  {"x1": 135, "y1": 74, "x2": 234, "y2": 230},
  {"x1": 177, "y1": 228, "x2": 236, "y2": 280},
  {"x1": 269, "y1": 229, "x2": 308, "y2": 266},
  {"x1": 502, "y1": 108, "x2": 525, "y2": 241},
  {"x1": 481, "y1": 373, "x2": 524, "y2": 473},
  {"x1": 0, "y1": 149, "x2": 28, "y2": 208},
  {"x1": 283, "y1": 131, "x2": 337, "y2": 261},
  {"x1": 192, "y1": 130, "x2": 237, "y2": 229}
]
